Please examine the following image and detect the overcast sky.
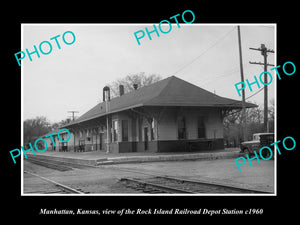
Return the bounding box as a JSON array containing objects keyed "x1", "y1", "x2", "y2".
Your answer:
[{"x1": 22, "y1": 24, "x2": 275, "y2": 123}]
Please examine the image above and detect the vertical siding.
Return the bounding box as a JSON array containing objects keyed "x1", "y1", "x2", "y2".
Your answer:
[
  {"x1": 51, "y1": 107, "x2": 224, "y2": 153},
  {"x1": 117, "y1": 113, "x2": 133, "y2": 142},
  {"x1": 158, "y1": 107, "x2": 223, "y2": 141},
  {"x1": 44, "y1": 134, "x2": 56, "y2": 151},
  {"x1": 186, "y1": 110, "x2": 197, "y2": 139},
  {"x1": 205, "y1": 109, "x2": 223, "y2": 139},
  {"x1": 66, "y1": 132, "x2": 75, "y2": 150},
  {"x1": 43, "y1": 130, "x2": 75, "y2": 151},
  {"x1": 157, "y1": 108, "x2": 178, "y2": 140}
]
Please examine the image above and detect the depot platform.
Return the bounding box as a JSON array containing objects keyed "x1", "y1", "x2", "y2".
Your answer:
[{"x1": 25, "y1": 148, "x2": 243, "y2": 166}]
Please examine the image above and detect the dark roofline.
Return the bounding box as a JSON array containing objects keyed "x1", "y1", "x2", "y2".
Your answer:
[
  {"x1": 63, "y1": 104, "x2": 256, "y2": 128},
  {"x1": 64, "y1": 103, "x2": 144, "y2": 127}
]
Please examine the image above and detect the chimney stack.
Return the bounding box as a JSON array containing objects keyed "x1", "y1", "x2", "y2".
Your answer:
[
  {"x1": 133, "y1": 83, "x2": 138, "y2": 90},
  {"x1": 103, "y1": 86, "x2": 110, "y2": 102},
  {"x1": 119, "y1": 85, "x2": 124, "y2": 96}
]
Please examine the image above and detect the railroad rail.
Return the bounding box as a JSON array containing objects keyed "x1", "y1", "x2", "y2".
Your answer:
[
  {"x1": 24, "y1": 171, "x2": 85, "y2": 194},
  {"x1": 119, "y1": 176, "x2": 270, "y2": 194},
  {"x1": 26, "y1": 157, "x2": 93, "y2": 171},
  {"x1": 112, "y1": 166, "x2": 272, "y2": 194},
  {"x1": 120, "y1": 177, "x2": 194, "y2": 193}
]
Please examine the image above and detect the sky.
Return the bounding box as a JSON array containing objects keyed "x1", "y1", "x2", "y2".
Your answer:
[{"x1": 22, "y1": 23, "x2": 275, "y2": 123}]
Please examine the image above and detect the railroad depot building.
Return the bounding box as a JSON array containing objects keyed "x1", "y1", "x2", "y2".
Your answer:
[{"x1": 44, "y1": 76, "x2": 255, "y2": 153}]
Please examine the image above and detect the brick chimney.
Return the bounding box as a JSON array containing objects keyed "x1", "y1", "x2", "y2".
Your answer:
[
  {"x1": 103, "y1": 86, "x2": 110, "y2": 102},
  {"x1": 119, "y1": 85, "x2": 124, "y2": 96}
]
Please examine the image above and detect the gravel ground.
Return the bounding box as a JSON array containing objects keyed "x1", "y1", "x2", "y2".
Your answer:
[
  {"x1": 27, "y1": 148, "x2": 241, "y2": 160},
  {"x1": 23, "y1": 172, "x2": 67, "y2": 194},
  {"x1": 23, "y1": 160, "x2": 152, "y2": 194}
]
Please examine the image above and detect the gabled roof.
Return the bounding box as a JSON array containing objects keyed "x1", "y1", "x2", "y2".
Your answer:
[{"x1": 66, "y1": 76, "x2": 256, "y2": 126}]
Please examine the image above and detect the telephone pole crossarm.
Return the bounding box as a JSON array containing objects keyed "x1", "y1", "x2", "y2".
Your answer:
[
  {"x1": 67, "y1": 111, "x2": 79, "y2": 121},
  {"x1": 249, "y1": 47, "x2": 262, "y2": 51},
  {"x1": 249, "y1": 47, "x2": 274, "y2": 53},
  {"x1": 249, "y1": 61, "x2": 275, "y2": 67}
]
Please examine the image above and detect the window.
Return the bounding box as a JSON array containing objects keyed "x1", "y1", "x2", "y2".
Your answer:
[
  {"x1": 79, "y1": 139, "x2": 85, "y2": 146},
  {"x1": 112, "y1": 120, "x2": 118, "y2": 142},
  {"x1": 150, "y1": 118, "x2": 155, "y2": 140},
  {"x1": 178, "y1": 116, "x2": 186, "y2": 139},
  {"x1": 121, "y1": 120, "x2": 129, "y2": 141},
  {"x1": 138, "y1": 118, "x2": 143, "y2": 142},
  {"x1": 198, "y1": 116, "x2": 206, "y2": 138}
]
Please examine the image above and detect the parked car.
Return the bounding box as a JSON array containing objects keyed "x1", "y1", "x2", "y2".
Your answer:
[{"x1": 240, "y1": 133, "x2": 274, "y2": 158}]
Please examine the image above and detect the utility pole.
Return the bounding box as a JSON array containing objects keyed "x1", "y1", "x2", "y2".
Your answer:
[
  {"x1": 67, "y1": 111, "x2": 79, "y2": 121},
  {"x1": 249, "y1": 44, "x2": 274, "y2": 132},
  {"x1": 237, "y1": 26, "x2": 247, "y2": 141},
  {"x1": 103, "y1": 86, "x2": 111, "y2": 154},
  {"x1": 67, "y1": 111, "x2": 79, "y2": 152}
]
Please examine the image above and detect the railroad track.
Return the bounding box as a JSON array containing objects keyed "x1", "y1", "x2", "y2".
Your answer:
[
  {"x1": 112, "y1": 166, "x2": 271, "y2": 194},
  {"x1": 24, "y1": 171, "x2": 86, "y2": 194},
  {"x1": 24, "y1": 158, "x2": 272, "y2": 194},
  {"x1": 120, "y1": 177, "x2": 193, "y2": 193},
  {"x1": 26, "y1": 157, "x2": 93, "y2": 171},
  {"x1": 119, "y1": 176, "x2": 270, "y2": 194}
]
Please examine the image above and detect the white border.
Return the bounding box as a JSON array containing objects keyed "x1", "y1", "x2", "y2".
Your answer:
[
  {"x1": 21, "y1": 23, "x2": 277, "y2": 197},
  {"x1": 21, "y1": 23, "x2": 24, "y2": 195}
]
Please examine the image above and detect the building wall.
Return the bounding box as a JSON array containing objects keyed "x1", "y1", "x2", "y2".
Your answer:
[
  {"x1": 109, "y1": 112, "x2": 158, "y2": 152},
  {"x1": 44, "y1": 134, "x2": 57, "y2": 151},
  {"x1": 154, "y1": 107, "x2": 224, "y2": 152},
  {"x1": 54, "y1": 106, "x2": 224, "y2": 153},
  {"x1": 113, "y1": 107, "x2": 224, "y2": 152},
  {"x1": 157, "y1": 107, "x2": 223, "y2": 141},
  {"x1": 157, "y1": 108, "x2": 177, "y2": 140},
  {"x1": 43, "y1": 130, "x2": 75, "y2": 152},
  {"x1": 74, "y1": 127, "x2": 108, "y2": 152},
  {"x1": 205, "y1": 109, "x2": 224, "y2": 139}
]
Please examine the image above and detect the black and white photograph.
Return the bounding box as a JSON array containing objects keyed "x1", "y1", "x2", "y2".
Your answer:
[
  {"x1": 4, "y1": 5, "x2": 298, "y2": 220},
  {"x1": 21, "y1": 23, "x2": 275, "y2": 196}
]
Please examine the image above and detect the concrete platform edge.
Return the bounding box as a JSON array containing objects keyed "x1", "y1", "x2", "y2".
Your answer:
[{"x1": 26, "y1": 151, "x2": 243, "y2": 166}]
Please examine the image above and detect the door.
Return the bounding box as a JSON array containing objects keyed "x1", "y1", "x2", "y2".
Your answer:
[
  {"x1": 99, "y1": 133, "x2": 103, "y2": 150},
  {"x1": 144, "y1": 127, "x2": 148, "y2": 150}
]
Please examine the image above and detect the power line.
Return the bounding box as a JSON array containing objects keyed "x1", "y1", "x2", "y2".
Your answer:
[
  {"x1": 223, "y1": 86, "x2": 265, "y2": 108},
  {"x1": 200, "y1": 62, "x2": 251, "y2": 87},
  {"x1": 201, "y1": 68, "x2": 240, "y2": 86},
  {"x1": 171, "y1": 26, "x2": 236, "y2": 75},
  {"x1": 245, "y1": 86, "x2": 264, "y2": 101},
  {"x1": 257, "y1": 25, "x2": 275, "y2": 29},
  {"x1": 165, "y1": 26, "x2": 268, "y2": 108}
]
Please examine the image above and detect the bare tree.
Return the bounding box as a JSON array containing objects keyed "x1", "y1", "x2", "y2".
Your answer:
[
  {"x1": 223, "y1": 102, "x2": 271, "y2": 147},
  {"x1": 51, "y1": 118, "x2": 72, "y2": 130},
  {"x1": 268, "y1": 98, "x2": 275, "y2": 122},
  {"x1": 107, "y1": 72, "x2": 162, "y2": 97},
  {"x1": 24, "y1": 116, "x2": 51, "y2": 144},
  {"x1": 246, "y1": 106, "x2": 263, "y2": 124},
  {"x1": 268, "y1": 98, "x2": 275, "y2": 132}
]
